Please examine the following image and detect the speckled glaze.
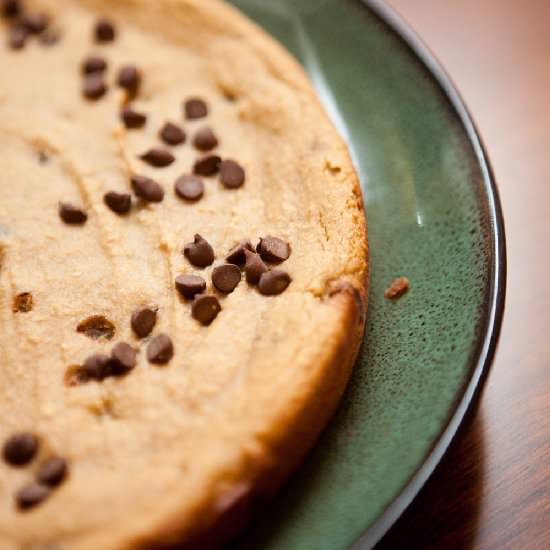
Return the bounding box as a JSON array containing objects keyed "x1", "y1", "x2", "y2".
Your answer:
[{"x1": 229, "y1": 0, "x2": 506, "y2": 549}]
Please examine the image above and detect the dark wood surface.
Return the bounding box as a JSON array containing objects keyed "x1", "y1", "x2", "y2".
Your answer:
[{"x1": 377, "y1": 1, "x2": 550, "y2": 549}]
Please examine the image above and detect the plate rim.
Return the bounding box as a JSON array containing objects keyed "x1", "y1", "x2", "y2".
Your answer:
[{"x1": 351, "y1": 1, "x2": 507, "y2": 548}]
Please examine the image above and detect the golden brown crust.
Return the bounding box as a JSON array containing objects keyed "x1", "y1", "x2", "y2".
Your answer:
[
  {"x1": 138, "y1": 286, "x2": 367, "y2": 550},
  {"x1": 0, "y1": 0, "x2": 367, "y2": 548}
]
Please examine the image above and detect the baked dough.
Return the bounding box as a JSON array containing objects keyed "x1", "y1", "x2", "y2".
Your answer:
[{"x1": 0, "y1": 0, "x2": 368, "y2": 547}]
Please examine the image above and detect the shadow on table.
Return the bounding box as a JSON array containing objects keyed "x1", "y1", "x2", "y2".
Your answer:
[{"x1": 375, "y1": 409, "x2": 486, "y2": 550}]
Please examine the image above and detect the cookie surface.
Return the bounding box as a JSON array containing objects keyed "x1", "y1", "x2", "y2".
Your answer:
[{"x1": 0, "y1": 0, "x2": 367, "y2": 548}]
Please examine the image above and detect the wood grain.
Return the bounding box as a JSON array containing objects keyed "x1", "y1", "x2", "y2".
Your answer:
[{"x1": 377, "y1": 1, "x2": 550, "y2": 548}]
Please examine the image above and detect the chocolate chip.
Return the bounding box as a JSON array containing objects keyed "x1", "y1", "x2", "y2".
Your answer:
[
  {"x1": 76, "y1": 315, "x2": 115, "y2": 340},
  {"x1": 8, "y1": 25, "x2": 27, "y2": 50},
  {"x1": 244, "y1": 250, "x2": 268, "y2": 285},
  {"x1": 3, "y1": 433, "x2": 39, "y2": 466},
  {"x1": 21, "y1": 12, "x2": 49, "y2": 34},
  {"x1": 111, "y1": 342, "x2": 137, "y2": 373},
  {"x1": 117, "y1": 65, "x2": 140, "y2": 96},
  {"x1": 225, "y1": 239, "x2": 254, "y2": 266},
  {"x1": 193, "y1": 127, "x2": 218, "y2": 151},
  {"x1": 94, "y1": 18, "x2": 116, "y2": 43},
  {"x1": 1, "y1": 0, "x2": 20, "y2": 18},
  {"x1": 212, "y1": 264, "x2": 241, "y2": 294},
  {"x1": 13, "y1": 292, "x2": 33, "y2": 313},
  {"x1": 258, "y1": 270, "x2": 291, "y2": 295},
  {"x1": 175, "y1": 274, "x2": 206, "y2": 300},
  {"x1": 36, "y1": 457, "x2": 67, "y2": 487},
  {"x1": 131, "y1": 306, "x2": 157, "y2": 338},
  {"x1": 183, "y1": 234, "x2": 215, "y2": 268},
  {"x1": 82, "y1": 353, "x2": 112, "y2": 380},
  {"x1": 131, "y1": 175, "x2": 164, "y2": 202},
  {"x1": 184, "y1": 98, "x2": 208, "y2": 120},
  {"x1": 193, "y1": 154, "x2": 221, "y2": 176},
  {"x1": 15, "y1": 483, "x2": 51, "y2": 510},
  {"x1": 139, "y1": 148, "x2": 175, "y2": 168},
  {"x1": 174, "y1": 175, "x2": 204, "y2": 201},
  {"x1": 192, "y1": 294, "x2": 221, "y2": 326},
  {"x1": 219, "y1": 159, "x2": 245, "y2": 189},
  {"x1": 225, "y1": 240, "x2": 254, "y2": 266},
  {"x1": 146, "y1": 334, "x2": 174, "y2": 365},
  {"x1": 82, "y1": 72, "x2": 107, "y2": 100},
  {"x1": 121, "y1": 105, "x2": 147, "y2": 129},
  {"x1": 104, "y1": 191, "x2": 131, "y2": 215},
  {"x1": 59, "y1": 202, "x2": 87, "y2": 225},
  {"x1": 257, "y1": 236, "x2": 291, "y2": 263},
  {"x1": 82, "y1": 55, "x2": 107, "y2": 74},
  {"x1": 159, "y1": 122, "x2": 186, "y2": 146},
  {"x1": 39, "y1": 29, "x2": 60, "y2": 46}
]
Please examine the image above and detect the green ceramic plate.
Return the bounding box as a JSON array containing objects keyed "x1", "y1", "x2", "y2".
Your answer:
[{"x1": 227, "y1": 1, "x2": 506, "y2": 548}]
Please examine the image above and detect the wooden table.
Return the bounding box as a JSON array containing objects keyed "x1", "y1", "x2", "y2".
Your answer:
[{"x1": 375, "y1": 1, "x2": 550, "y2": 548}]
